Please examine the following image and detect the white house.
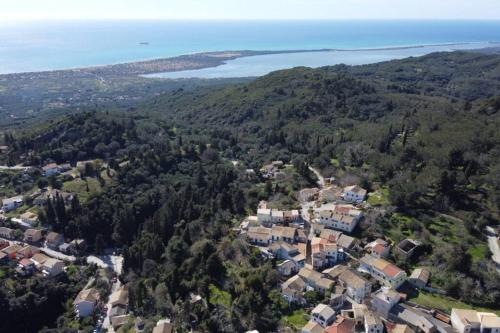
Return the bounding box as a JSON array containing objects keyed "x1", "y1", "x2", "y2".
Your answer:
[
  {"x1": 359, "y1": 255, "x2": 407, "y2": 289},
  {"x1": 342, "y1": 185, "x2": 367, "y2": 203},
  {"x1": 257, "y1": 208, "x2": 272, "y2": 225},
  {"x1": 74, "y1": 288, "x2": 100, "y2": 317},
  {"x1": 338, "y1": 269, "x2": 372, "y2": 304},
  {"x1": 365, "y1": 311, "x2": 384, "y2": 333},
  {"x1": 311, "y1": 304, "x2": 336, "y2": 327},
  {"x1": 42, "y1": 258, "x2": 65, "y2": 276},
  {"x1": 1, "y1": 196, "x2": 23, "y2": 212},
  {"x1": 371, "y1": 287, "x2": 401, "y2": 318},
  {"x1": 451, "y1": 309, "x2": 500, "y2": 333},
  {"x1": 319, "y1": 210, "x2": 359, "y2": 233}
]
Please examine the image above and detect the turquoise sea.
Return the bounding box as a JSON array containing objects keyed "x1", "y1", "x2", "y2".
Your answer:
[{"x1": 1, "y1": 20, "x2": 500, "y2": 75}]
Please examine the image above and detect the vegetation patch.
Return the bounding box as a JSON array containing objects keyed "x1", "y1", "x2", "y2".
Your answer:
[
  {"x1": 281, "y1": 309, "x2": 309, "y2": 330},
  {"x1": 209, "y1": 284, "x2": 232, "y2": 308}
]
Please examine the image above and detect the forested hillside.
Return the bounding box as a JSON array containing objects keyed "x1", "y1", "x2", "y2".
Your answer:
[{"x1": 1, "y1": 51, "x2": 499, "y2": 332}]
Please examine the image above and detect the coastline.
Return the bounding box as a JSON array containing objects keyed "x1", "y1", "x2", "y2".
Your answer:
[{"x1": 1, "y1": 41, "x2": 497, "y2": 78}]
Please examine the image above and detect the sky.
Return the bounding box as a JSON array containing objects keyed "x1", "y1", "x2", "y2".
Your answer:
[{"x1": 2, "y1": 0, "x2": 500, "y2": 21}]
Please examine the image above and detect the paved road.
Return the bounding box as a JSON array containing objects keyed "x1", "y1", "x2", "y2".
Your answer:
[
  {"x1": 87, "y1": 254, "x2": 123, "y2": 275},
  {"x1": 101, "y1": 279, "x2": 122, "y2": 333},
  {"x1": 485, "y1": 226, "x2": 500, "y2": 273},
  {"x1": 0, "y1": 165, "x2": 31, "y2": 171}
]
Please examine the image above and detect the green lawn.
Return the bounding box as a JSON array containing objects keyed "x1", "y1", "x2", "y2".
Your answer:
[
  {"x1": 208, "y1": 284, "x2": 232, "y2": 308},
  {"x1": 282, "y1": 309, "x2": 309, "y2": 330},
  {"x1": 367, "y1": 187, "x2": 390, "y2": 206},
  {"x1": 468, "y1": 244, "x2": 489, "y2": 263},
  {"x1": 409, "y1": 291, "x2": 500, "y2": 315},
  {"x1": 62, "y1": 177, "x2": 102, "y2": 202}
]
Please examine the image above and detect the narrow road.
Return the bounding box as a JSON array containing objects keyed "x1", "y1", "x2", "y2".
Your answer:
[
  {"x1": 485, "y1": 226, "x2": 500, "y2": 273},
  {"x1": 101, "y1": 280, "x2": 122, "y2": 333},
  {"x1": 309, "y1": 166, "x2": 325, "y2": 188}
]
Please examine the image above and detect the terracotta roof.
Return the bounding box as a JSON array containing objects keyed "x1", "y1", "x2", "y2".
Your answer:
[
  {"x1": 373, "y1": 243, "x2": 387, "y2": 254},
  {"x1": 325, "y1": 316, "x2": 356, "y2": 333},
  {"x1": 383, "y1": 263, "x2": 404, "y2": 278}
]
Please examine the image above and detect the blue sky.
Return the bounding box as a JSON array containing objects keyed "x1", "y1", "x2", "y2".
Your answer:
[{"x1": 2, "y1": 0, "x2": 500, "y2": 20}]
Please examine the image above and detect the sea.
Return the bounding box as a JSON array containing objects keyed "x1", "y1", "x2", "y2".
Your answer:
[{"x1": 1, "y1": 20, "x2": 500, "y2": 76}]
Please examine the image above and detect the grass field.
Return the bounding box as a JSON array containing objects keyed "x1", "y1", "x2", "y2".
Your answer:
[
  {"x1": 367, "y1": 187, "x2": 390, "y2": 206},
  {"x1": 468, "y1": 244, "x2": 490, "y2": 263},
  {"x1": 409, "y1": 291, "x2": 500, "y2": 315},
  {"x1": 281, "y1": 309, "x2": 308, "y2": 330},
  {"x1": 62, "y1": 177, "x2": 102, "y2": 202}
]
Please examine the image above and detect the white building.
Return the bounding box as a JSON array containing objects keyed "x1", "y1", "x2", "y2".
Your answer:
[
  {"x1": 319, "y1": 210, "x2": 359, "y2": 233},
  {"x1": 311, "y1": 304, "x2": 336, "y2": 327},
  {"x1": 365, "y1": 311, "x2": 384, "y2": 333},
  {"x1": 451, "y1": 309, "x2": 500, "y2": 333},
  {"x1": 74, "y1": 288, "x2": 100, "y2": 317},
  {"x1": 342, "y1": 185, "x2": 367, "y2": 203},
  {"x1": 42, "y1": 258, "x2": 65, "y2": 276},
  {"x1": 257, "y1": 208, "x2": 272, "y2": 225},
  {"x1": 1, "y1": 196, "x2": 23, "y2": 212},
  {"x1": 359, "y1": 255, "x2": 407, "y2": 289}
]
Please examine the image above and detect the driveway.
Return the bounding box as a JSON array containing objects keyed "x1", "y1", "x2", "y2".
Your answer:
[{"x1": 87, "y1": 254, "x2": 123, "y2": 275}]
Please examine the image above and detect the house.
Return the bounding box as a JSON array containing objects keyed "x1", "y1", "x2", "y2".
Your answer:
[
  {"x1": 284, "y1": 209, "x2": 301, "y2": 223},
  {"x1": 365, "y1": 239, "x2": 391, "y2": 258},
  {"x1": 16, "y1": 258, "x2": 36, "y2": 276},
  {"x1": 74, "y1": 288, "x2": 100, "y2": 317},
  {"x1": 109, "y1": 286, "x2": 129, "y2": 308},
  {"x1": 330, "y1": 286, "x2": 346, "y2": 310},
  {"x1": 271, "y1": 210, "x2": 285, "y2": 224},
  {"x1": 152, "y1": 319, "x2": 173, "y2": 333},
  {"x1": 16, "y1": 245, "x2": 40, "y2": 259},
  {"x1": 342, "y1": 304, "x2": 369, "y2": 326},
  {"x1": 24, "y1": 228, "x2": 43, "y2": 243},
  {"x1": 0, "y1": 227, "x2": 15, "y2": 239},
  {"x1": 302, "y1": 320, "x2": 325, "y2": 333},
  {"x1": 42, "y1": 163, "x2": 61, "y2": 176},
  {"x1": 20, "y1": 212, "x2": 38, "y2": 225},
  {"x1": 31, "y1": 253, "x2": 50, "y2": 268},
  {"x1": 269, "y1": 241, "x2": 299, "y2": 260},
  {"x1": 389, "y1": 304, "x2": 454, "y2": 333},
  {"x1": 2, "y1": 244, "x2": 23, "y2": 259},
  {"x1": 282, "y1": 286, "x2": 307, "y2": 306},
  {"x1": 299, "y1": 267, "x2": 334, "y2": 294},
  {"x1": 0, "y1": 239, "x2": 8, "y2": 251},
  {"x1": 282, "y1": 274, "x2": 306, "y2": 292},
  {"x1": 325, "y1": 316, "x2": 356, "y2": 333},
  {"x1": 409, "y1": 268, "x2": 430, "y2": 289},
  {"x1": 311, "y1": 237, "x2": 341, "y2": 270},
  {"x1": 365, "y1": 311, "x2": 384, "y2": 333},
  {"x1": 395, "y1": 239, "x2": 421, "y2": 260},
  {"x1": 342, "y1": 185, "x2": 367, "y2": 203},
  {"x1": 1, "y1": 196, "x2": 23, "y2": 212},
  {"x1": 271, "y1": 225, "x2": 298, "y2": 243},
  {"x1": 389, "y1": 324, "x2": 416, "y2": 333},
  {"x1": 257, "y1": 208, "x2": 272, "y2": 225},
  {"x1": 246, "y1": 226, "x2": 271, "y2": 246},
  {"x1": 312, "y1": 304, "x2": 336, "y2": 327},
  {"x1": 371, "y1": 287, "x2": 401, "y2": 318},
  {"x1": 109, "y1": 304, "x2": 127, "y2": 318},
  {"x1": 451, "y1": 309, "x2": 500, "y2": 333},
  {"x1": 278, "y1": 260, "x2": 298, "y2": 276},
  {"x1": 338, "y1": 269, "x2": 372, "y2": 304},
  {"x1": 337, "y1": 234, "x2": 357, "y2": 250},
  {"x1": 45, "y1": 232, "x2": 64, "y2": 249},
  {"x1": 359, "y1": 255, "x2": 407, "y2": 289},
  {"x1": 42, "y1": 258, "x2": 65, "y2": 276},
  {"x1": 318, "y1": 210, "x2": 360, "y2": 233}
]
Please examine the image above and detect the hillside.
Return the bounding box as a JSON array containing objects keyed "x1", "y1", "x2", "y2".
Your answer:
[{"x1": 1, "y1": 51, "x2": 499, "y2": 332}]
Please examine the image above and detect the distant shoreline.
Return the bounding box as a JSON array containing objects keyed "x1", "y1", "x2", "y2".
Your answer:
[{"x1": 1, "y1": 41, "x2": 497, "y2": 78}]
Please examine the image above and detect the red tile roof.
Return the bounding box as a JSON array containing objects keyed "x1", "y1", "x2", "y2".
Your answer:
[{"x1": 383, "y1": 263, "x2": 403, "y2": 278}]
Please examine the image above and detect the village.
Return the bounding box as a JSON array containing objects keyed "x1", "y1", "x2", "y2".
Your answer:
[
  {"x1": 238, "y1": 161, "x2": 500, "y2": 333},
  {"x1": 0, "y1": 160, "x2": 138, "y2": 333}
]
